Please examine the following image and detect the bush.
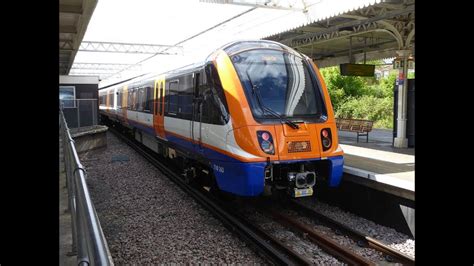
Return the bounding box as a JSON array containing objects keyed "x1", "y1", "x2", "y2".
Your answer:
[
  {"x1": 335, "y1": 95, "x2": 393, "y2": 129},
  {"x1": 328, "y1": 87, "x2": 346, "y2": 110},
  {"x1": 320, "y1": 66, "x2": 397, "y2": 129}
]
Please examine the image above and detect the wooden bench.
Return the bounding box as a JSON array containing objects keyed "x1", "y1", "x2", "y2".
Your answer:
[{"x1": 336, "y1": 118, "x2": 374, "y2": 143}]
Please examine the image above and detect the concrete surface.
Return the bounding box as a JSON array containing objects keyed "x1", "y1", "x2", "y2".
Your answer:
[
  {"x1": 338, "y1": 128, "x2": 414, "y2": 155},
  {"x1": 70, "y1": 125, "x2": 108, "y2": 154},
  {"x1": 337, "y1": 128, "x2": 415, "y2": 201}
]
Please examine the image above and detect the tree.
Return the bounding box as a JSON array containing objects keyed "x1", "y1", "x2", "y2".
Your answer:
[{"x1": 320, "y1": 65, "x2": 397, "y2": 129}]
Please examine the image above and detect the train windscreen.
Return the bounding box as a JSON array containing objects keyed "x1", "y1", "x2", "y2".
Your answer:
[{"x1": 231, "y1": 49, "x2": 326, "y2": 120}]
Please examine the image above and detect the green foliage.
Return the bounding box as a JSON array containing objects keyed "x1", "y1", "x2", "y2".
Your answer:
[
  {"x1": 328, "y1": 88, "x2": 346, "y2": 110},
  {"x1": 320, "y1": 67, "x2": 366, "y2": 97},
  {"x1": 320, "y1": 66, "x2": 401, "y2": 129},
  {"x1": 379, "y1": 73, "x2": 397, "y2": 98},
  {"x1": 336, "y1": 96, "x2": 393, "y2": 128}
]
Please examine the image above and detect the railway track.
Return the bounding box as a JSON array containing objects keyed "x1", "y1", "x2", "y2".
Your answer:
[
  {"x1": 280, "y1": 199, "x2": 415, "y2": 265},
  {"x1": 255, "y1": 206, "x2": 374, "y2": 265},
  {"x1": 108, "y1": 126, "x2": 312, "y2": 265},
  {"x1": 109, "y1": 125, "x2": 414, "y2": 265}
]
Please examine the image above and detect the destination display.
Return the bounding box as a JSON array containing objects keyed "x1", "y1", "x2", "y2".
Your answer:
[{"x1": 340, "y1": 63, "x2": 375, "y2": 77}]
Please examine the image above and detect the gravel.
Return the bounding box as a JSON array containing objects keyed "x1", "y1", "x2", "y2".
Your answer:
[
  {"x1": 281, "y1": 209, "x2": 389, "y2": 263},
  {"x1": 298, "y1": 197, "x2": 415, "y2": 259},
  {"x1": 80, "y1": 132, "x2": 267, "y2": 264},
  {"x1": 243, "y1": 208, "x2": 343, "y2": 265},
  {"x1": 78, "y1": 130, "x2": 414, "y2": 264}
]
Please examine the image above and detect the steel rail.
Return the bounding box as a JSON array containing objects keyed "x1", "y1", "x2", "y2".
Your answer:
[
  {"x1": 264, "y1": 208, "x2": 374, "y2": 266},
  {"x1": 288, "y1": 199, "x2": 415, "y2": 265}
]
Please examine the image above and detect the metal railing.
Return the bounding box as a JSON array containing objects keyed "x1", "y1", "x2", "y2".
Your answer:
[
  {"x1": 60, "y1": 107, "x2": 114, "y2": 266},
  {"x1": 60, "y1": 99, "x2": 98, "y2": 128}
]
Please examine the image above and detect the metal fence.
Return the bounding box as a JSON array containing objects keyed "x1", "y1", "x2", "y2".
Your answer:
[
  {"x1": 60, "y1": 107, "x2": 114, "y2": 266},
  {"x1": 61, "y1": 99, "x2": 98, "y2": 128}
]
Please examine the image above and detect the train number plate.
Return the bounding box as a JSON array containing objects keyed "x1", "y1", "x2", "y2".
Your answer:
[{"x1": 292, "y1": 187, "x2": 313, "y2": 198}]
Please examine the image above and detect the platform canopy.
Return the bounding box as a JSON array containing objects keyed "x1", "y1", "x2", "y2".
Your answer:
[
  {"x1": 61, "y1": 0, "x2": 414, "y2": 87},
  {"x1": 265, "y1": 0, "x2": 414, "y2": 68},
  {"x1": 60, "y1": 0, "x2": 98, "y2": 75}
]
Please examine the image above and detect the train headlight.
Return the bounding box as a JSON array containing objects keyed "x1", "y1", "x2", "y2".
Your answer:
[
  {"x1": 321, "y1": 128, "x2": 332, "y2": 151},
  {"x1": 321, "y1": 129, "x2": 329, "y2": 138},
  {"x1": 257, "y1": 131, "x2": 275, "y2": 155},
  {"x1": 322, "y1": 138, "x2": 331, "y2": 148}
]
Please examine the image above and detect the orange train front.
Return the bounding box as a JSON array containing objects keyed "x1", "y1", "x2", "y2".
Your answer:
[{"x1": 99, "y1": 40, "x2": 344, "y2": 198}]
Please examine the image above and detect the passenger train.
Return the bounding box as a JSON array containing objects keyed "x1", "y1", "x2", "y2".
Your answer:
[{"x1": 99, "y1": 40, "x2": 344, "y2": 198}]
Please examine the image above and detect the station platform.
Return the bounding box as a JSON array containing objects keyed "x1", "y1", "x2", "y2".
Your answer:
[{"x1": 338, "y1": 128, "x2": 415, "y2": 201}]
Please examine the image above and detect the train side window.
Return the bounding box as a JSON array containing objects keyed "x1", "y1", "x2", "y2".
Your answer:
[
  {"x1": 144, "y1": 86, "x2": 153, "y2": 113},
  {"x1": 177, "y1": 74, "x2": 193, "y2": 120},
  {"x1": 107, "y1": 92, "x2": 113, "y2": 107},
  {"x1": 167, "y1": 80, "x2": 179, "y2": 115},
  {"x1": 132, "y1": 89, "x2": 138, "y2": 110},
  {"x1": 150, "y1": 86, "x2": 155, "y2": 113},
  {"x1": 117, "y1": 90, "x2": 122, "y2": 109},
  {"x1": 201, "y1": 64, "x2": 229, "y2": 125},
  {"x1": 165, "y1": 82, "x2": 169, "y2": 113},
  {"x1": 137, "y1": 88, "x2": 145, "y2": 111},
  {"x1": 99, "y1": 95, "x2": 105, "y2": 106},
  {"x1": 201, "y1": 88, "x2": 224, "y2": 125},
  {"x1": 128, "y1": 90, "x2": 133, "y2": 109}
]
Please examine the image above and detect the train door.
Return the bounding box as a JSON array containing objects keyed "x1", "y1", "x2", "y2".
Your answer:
[
  {"x1": 153, "y1": 76, "x2": 166, "y2": 140},
  {"x1": 191, "y1": 71, "x2": 203, "y2": 153}
]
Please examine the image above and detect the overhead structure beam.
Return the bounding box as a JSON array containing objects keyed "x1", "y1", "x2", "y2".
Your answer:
[
  {"x1": 60, "y1": 39, "x2": 74, "y2": 50},
  {"x1": 315, "y1": 48, "x2": 398, "y2": 68},
  {"x1": 199, "y1": 0, "x2": 305, "y2": 11},
  {"x1": 71, "y1": 63, "x2": 142, "y2": 71},
  {"x1": 69, "y1": 69, "x2": 119, "y2": 75},
  {"x1": 60, "y1": 26, "x2": 77, "y2": 34},
  {"x1": 306, "y1": 39, "x2": 395, "y2": 59},
  {"x1": 79, "y1": 41, "x2": 183, "y2": 55},
  {"x1": 294, "y1": 23, "x2": 383, "y2": 49},
  {"x1": 278, "y1": 5, "x2": 414, "y2": 47},
  {"x1": 60, "y1": 4, "x2": 83, "y2": 14}
]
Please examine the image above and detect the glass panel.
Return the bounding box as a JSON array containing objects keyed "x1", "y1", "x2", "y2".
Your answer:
[
  {"x1": 168, "y1": 81, "x2": 178, "y2": 114},
  {"x1": 231, "y1": 49, "x2": 324, "y2": 119},
  {"x1": 59, "y1": 86, "x2": 75, "y2": 108}
]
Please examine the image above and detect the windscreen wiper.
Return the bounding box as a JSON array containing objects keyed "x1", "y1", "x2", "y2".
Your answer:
[
  {"x1": 246, "y1": 70, "x2": 299, "y2": 129},
  {"x1": 262, "y1": 104, "x2": 300, "y2": 129}
]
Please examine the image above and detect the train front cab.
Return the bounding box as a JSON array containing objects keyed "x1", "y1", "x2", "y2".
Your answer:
[{"x1": 210, "y1": 41, "x2": 344, "y2": 198}]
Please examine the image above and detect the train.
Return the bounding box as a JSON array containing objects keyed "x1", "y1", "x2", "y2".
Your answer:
[{"x1": 99, "y1": 40, "x2": 344, "y2": 198}]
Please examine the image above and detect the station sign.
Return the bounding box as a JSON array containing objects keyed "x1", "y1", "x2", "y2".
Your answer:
[
  {"x1": 339, "y1": 63, "x2": 375, "y2": 77},
  {"x1": 393, "y1": 57, "x2": 415, "y2": 70},
  {"x1": 396, "y1": 72, "x2": 405, "y2": 85}
]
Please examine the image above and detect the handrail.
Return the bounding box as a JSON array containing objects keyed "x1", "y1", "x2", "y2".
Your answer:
[{"x1": 60, "y1": 107, "x2": 114, "y2": 266}]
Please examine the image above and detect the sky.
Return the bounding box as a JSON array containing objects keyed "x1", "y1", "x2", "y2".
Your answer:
[{"x1": 70, "y1": 0, "x2": 382, "y2": 87}]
